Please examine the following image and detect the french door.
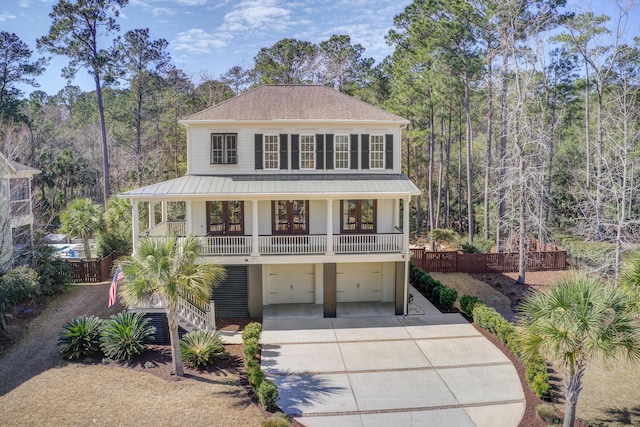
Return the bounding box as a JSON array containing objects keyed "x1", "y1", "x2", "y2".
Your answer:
[
  {"x1": 207, "y1": 201, "x2": 244, "y2": 235},
  {"x1": 272, "y1": 200, "x2": 309, "y2": 234},
  {"x1": 341, "y1": 200, "x2": 376, "y2": 233}
]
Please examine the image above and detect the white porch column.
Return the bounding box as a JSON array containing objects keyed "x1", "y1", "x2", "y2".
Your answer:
[
  {"x1": 251, "y1": 200, "x2": 259, "y2": 256},
  {"x1": 148, "y1": 202, "x2": 155, "y2": 230},
  {"x1": 325, "y1": 199, "x2": 334, "y2": 255},
  {"x1": 161, "y1": 201, "x2": 167, "y2": 223},
  {"x1": 403, "y1": 196, "x2": 410, "y2": 316},
  {"x1": 393, "y1": 198, "x2": 400, "y2": 230},
  {"x1": 185, "y1": 201, "x2": 193, "y2": 235},
  {"x1": 131, "y1": 199, "x2": 139, "y2": 254}
]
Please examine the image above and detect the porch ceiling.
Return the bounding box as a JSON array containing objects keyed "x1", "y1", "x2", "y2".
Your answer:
[{"x1": 120, "y1": 174, "x2": 420, "y2": 200}]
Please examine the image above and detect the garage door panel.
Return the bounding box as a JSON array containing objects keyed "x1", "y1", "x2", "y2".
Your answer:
[
  {"x1": 336, "y1": 263, "x2": 381, "y2": 303},
  {"x1": 267, "y1": 264, "x2": 315, "y2": 304}
]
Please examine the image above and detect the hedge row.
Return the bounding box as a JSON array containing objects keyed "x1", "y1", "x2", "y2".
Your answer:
[
  {"x1": 242, "y1": 322, "x2": 280, "y2": 412},
  {"x1": 463, "y1": 297, "x2": 550, "y2": 398},
  {"x1": 409, "y1": 263, "x2": 458, "y2": 311}
]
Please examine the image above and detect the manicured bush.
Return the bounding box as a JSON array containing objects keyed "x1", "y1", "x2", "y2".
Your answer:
[
  {"x1": 36, "y1": 256, "x2": 72, "y2": 296},
  {"x1": 436, "y1": 286, "x2": 458, "y2": 311},
  {"x1": 459, "y1": 294, "x2": 483, "y2": 318},
  {"x1": 244, "y1": 337, "x2": 260, "y2": 364},
  {"x1": 242, "y1": 322, "x2": 262, "y2": 341},
  {"x1": 180, "y1": 330, "x2": 226, "y2": 368},
  {"x1": 525, "y1": 355, "x2": 550, "y2": 398},
  {"x1": 100, "y1": 311, "x2": 155, "y2": 361},
  {"x1": 259, "y1": 378, "x2": 280, "y2": 412},
  {"x1": 247, "y1": 363, "x2": 265, "y2": 389},
  {"x1": 57, "y1": 315, "x2": 103, "y2": 359}
]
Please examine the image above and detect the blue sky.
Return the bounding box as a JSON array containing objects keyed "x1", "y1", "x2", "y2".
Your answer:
[{"x1": 0, "y1": 0, "x2": 409, "y2": 96}]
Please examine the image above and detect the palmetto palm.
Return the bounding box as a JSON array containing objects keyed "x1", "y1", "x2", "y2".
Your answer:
[
  {"x1": 117, "y1": 235, "x2": 225, "y2": 376},
  {"x1": 519, "y1": 274, "x2": 640, "y2": 427},
  {"x1": 59, "y1": 198, "x2": 105, "y2": 259}
]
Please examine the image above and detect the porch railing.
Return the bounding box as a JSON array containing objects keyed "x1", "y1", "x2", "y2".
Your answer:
[
  {"x1": 150, "y1": 226, "x2": 405, "y2": 256},
  {"x1": 334, "y1": 233, "x2": 404, "y2": 253},
  {"x1": 259, "y1": 235, "x2": 326, "y2": 255},
  {"x1": 144, "y1": 221, "x2": 186, "y2": 237}
]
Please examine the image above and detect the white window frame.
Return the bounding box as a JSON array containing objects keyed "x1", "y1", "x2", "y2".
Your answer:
[
  {"x1": 370, "y1": 134, "x2": 385, "y2": 170},
  {"x1": 210, "y1": 133, "x2": 237, "y2": 164},
  {"x1": 300, "y1": 134, "x2": 315, "y2": 170},
  {"x1": 334, "y1": 134, "x2": 350, "y2": 170},
  {"x1": 263, "y1": 134, "x2": 280, "y2": 170}
]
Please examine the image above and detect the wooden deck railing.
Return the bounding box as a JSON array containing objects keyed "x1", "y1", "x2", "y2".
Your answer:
[{"x1": 410, "y1": 248, "x2": 567, "y2": 273}]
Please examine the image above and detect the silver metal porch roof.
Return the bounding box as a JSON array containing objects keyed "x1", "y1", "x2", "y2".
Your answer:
[{"x1": 120, "y1": 174, "x2": 420, "y2": 200}]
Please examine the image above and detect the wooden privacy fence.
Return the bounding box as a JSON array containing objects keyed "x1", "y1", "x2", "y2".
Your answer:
[
  {"x1": 410, "y1": 248, "x2": 567, "y2": 274},
  {"x1": 65, "y1": 251, "x2": 121, "y2": 283}
]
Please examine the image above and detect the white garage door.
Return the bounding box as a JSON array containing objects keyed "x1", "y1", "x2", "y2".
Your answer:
[
  {"x1": 267, "y1": 264, "x2": 315, "y2": 304},
  {"x1": 336, "y1": 263, "x2": 381, "y2": 302}
]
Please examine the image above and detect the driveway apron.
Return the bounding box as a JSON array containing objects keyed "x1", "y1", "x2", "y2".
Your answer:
[{"x1": 260, "y1": 288, "x2": 525, "y2": 427}]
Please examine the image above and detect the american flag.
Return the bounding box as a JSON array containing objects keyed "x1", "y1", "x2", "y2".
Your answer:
[{"x1": 108, "y1": 267, "x2": 124, "y2": 307}]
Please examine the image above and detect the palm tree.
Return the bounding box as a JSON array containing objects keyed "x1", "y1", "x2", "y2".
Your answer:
[
  {"x1": 117, "y1": 235, "x2": 225, "y2": 376},
  {"x1": 59, "y1": 198, "x2": 105, "y2": 259},
  {"x1": 519, "y1": 274, "x2": 640, "y2": 427},
  {"x1": 620, "y1": 252, "x2": 640, "y2": 313}
]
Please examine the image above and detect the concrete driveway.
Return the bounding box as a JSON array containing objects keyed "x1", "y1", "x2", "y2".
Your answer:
[{"x1": 260, "y1": 288, "x2": 525, "y2": 427}]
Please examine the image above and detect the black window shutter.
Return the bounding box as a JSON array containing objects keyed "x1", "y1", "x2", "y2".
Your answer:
[
  {"x1": 291, "y1": 134, "x2": 299, "y2": 170},
  {"x1": 361, "y1": 134, "x2": 370, "y2": 170},
  {"x1": 315, "y1": 134, "x2": 324, "y2": 170},
  {"x1": 385, "y1": 134, "x2": 393, "y2": 169},
  {"x1": 350, "y1": 134, "x2": 358, "y2": 170},
  {"x1": 279, "y1": 134, "x2": 288, "y2": 170},
  {"x1": 255, "y1": 134, "x2": 263, "y2": 169},
  {"x1": 325, "y1": 134, "x2": 334, "y2": 170}
]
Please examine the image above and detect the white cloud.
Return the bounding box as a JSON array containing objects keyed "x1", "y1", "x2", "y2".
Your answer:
[
  {"x1": 172, "y1": 28, "x2": 230, "y2": 53},
  {"x1": 220, "y1": 0, "x2": 293, "y2": 32},
  {"x1": 0, "y1": 12, "x2": 16, "y2": 22},
  {"x1": 176, "y1": 0, "x2": 207, "y2": 5}
]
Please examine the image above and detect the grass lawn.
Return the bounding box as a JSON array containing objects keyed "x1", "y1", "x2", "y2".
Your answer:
[{"x1": 0, "y1": 363, "x2": 263, "y2": 426}]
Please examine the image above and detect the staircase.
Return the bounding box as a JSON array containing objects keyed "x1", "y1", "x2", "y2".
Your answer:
[{"x1": 177, "y1": 293, "x2": 216, "y2": 333}]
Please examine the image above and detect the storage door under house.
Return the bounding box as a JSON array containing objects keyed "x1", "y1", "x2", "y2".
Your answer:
[
  {"x1": 211, "y1": 266, "x2": 248, "y2": 317},
  {"x1": 336, "y1": 263, "x2": 382, "y2": 302},
  {"x1": 267, "y1": 264, "x2": 315, "y2": 304}
]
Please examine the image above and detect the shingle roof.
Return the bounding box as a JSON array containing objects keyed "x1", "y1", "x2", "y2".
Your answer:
[
  {"x1": 120, "y1": 174, "x2": 420, "y2": 200},
  {"x1": 180, "y1": 85, "x2": 408, "y2": 123}
]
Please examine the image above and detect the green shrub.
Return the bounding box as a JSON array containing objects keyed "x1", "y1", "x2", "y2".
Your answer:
[
  {"x1": 0, "y1": 266, "x2": 41, "y2": 308},
  {"x1": 461, "y1": 243, "x2": 480, "y2": 253},
  {"x1": 247, "y1": 363, "x2": 265, "y2": 389},
  {"x1": 525, "y1": 355, "x2": 550, "y2": 398},
  {"x1": 36, "y1": 256, "x2": 72, "y2": 295},
  {"x1": 258, "y1": 378, "x2": 280, "y2": 412},
  {"x1": 459, "y1": 294, "x2": 483, "y2": 318},
  {"x1": 242, "y1": 322, "x2": 262, "y2": 341},
  {"x1": 180, "y1": 330, "x2": 226, "y2": 368},
  {"x1": 244, "y1": 337, "x2": 260, "y2": 363},
  {"x1": 535, "y1": 403, "x2": 560, "y2": 424},
  {"x1": 57, "y1": 315, "x2": 103, "y2": 359},
  {"x1": 100, "y1": 311, "x2": 155, "y2": 361},
  {"x1": 261, "y1": 413, "x2": 291, "y2": 427},
  {"x1": 246, "y1": 357, "x2": 259, "y2": 370},
  {"x1": 436, "y1": 286, "x2": 458, "y2": 311}
]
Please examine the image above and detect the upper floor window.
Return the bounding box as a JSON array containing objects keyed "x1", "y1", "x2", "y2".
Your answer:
[
  {"x1": 334, "y1": 135, "x2": 349, "y2": 170},
  {"x1": 370, "y1": 135, "x2": 385, "y2": 169},
  {"x1": 210, "y1": 133, "x2": 237, "y2": 164},
  {"x1": 300, "y1": 135, "x2": 315, "y2": 170},
  {"x1": 264, "y1": 135, "x2": 279, "y2": 170}
]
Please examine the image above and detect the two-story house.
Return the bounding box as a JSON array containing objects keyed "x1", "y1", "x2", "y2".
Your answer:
[
  {"x1": 122, "y1": 85, "x2": 419, "y2": 323},
  {"x1": 0, "y1": 152, "x2": 40, "y2": 269}
]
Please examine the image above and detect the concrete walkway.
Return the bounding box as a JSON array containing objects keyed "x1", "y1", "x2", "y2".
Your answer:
[{"x1": 260, "y1": 288, "x2": 525, "y2": 427}]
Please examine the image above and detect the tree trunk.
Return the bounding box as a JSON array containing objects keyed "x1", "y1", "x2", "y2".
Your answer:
[
  {"x1": 436, "y1": 108, "x2": 444, "y2": 228},
  {"x1": 563, "y1": 364, "x2": 584, "y2": 427},
  {"x1": 94, "y1": 75, "x2": 110, "y2": 207},
  {"x1": 83, "y1": 236, "x2": 92, "y2": 260},
  {"x1": 464, "y1": 72, "x2": 474, "y2": 245},
  {"x1": 428, "y1": 92, "x2": 435, "y2": 233},
  {"x1": 484, "y1": 60, "x2": 493, "y2": 240},
  {"x1": 166, "y1": 304, "x2": 184, "y2": 377},
  {"x1": 136, "y1": 80, "x2": 143, "y2": 187},
  {"x1": 584, "y1": 62, "x2": 591, "y2": 231},
  {"x1": 444, "y1": 108, "x2": 452, "y2": 229},
  {"x1": 497, "y1": 54, "x2": 508, "y2": 252},
  {"x1": 517, "y1": 153, "x2": 526, "y2": 285}
]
